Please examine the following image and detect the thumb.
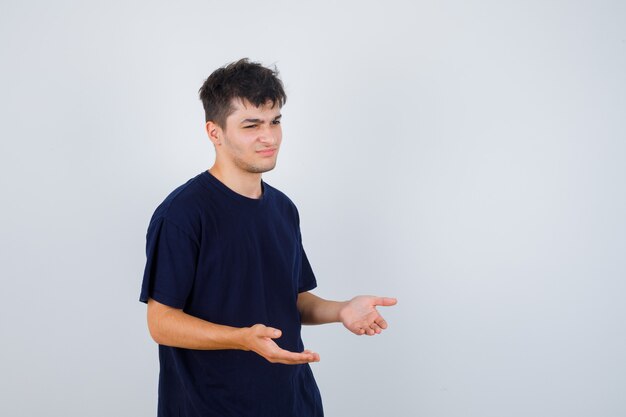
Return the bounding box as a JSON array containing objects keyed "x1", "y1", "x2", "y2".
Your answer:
[
  {"x1": 375, "y1": 297, "x2": 398, "y2": 307},
  {"x1": 264, "y1": 326, "x2": 282, "y2": 339}
]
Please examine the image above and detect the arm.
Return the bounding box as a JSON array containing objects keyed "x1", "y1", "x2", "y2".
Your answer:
[
  {"x1": 297, "y1": 292, "x2": 398, "y2": 336},
  {"x1": 297, "y1": 291, "x2": 346, "y2": 325},
  {"x1": 147, "y1": 298, "x2": 319, "y2": 364}
]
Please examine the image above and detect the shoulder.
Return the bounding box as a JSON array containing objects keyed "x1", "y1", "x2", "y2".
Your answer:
[
  {"x1": 264, "y1": 182, "x2": 301, "y2": 222},
  {"x1": 149, "y1": 173, "x2": 209, "y2": 240}
]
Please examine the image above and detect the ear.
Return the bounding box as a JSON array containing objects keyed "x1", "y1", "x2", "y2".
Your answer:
[{"x1": 205, "y1": 121, "x2": 222, "y2": 146}]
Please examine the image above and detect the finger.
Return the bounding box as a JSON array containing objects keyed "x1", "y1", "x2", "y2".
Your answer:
[
  {"x1": 375, "y1": 317, "x2": 388, "y2": 329},
  {"x1": 272, "y1": 348, "x2": 319, "y2": 364},
  {"x1": 275, "y1": 348, "x2": 318, "y2": 363},
  {"x1": 369, "y1": 322, "x2": 383, "y2": 334},
  {"x1": 375, "y1": 297, "x2": 398, "y2": 307},
  {"x1": 366, "y1": 322, "x2": 380, "y2": 335},
  {"x1": 303, "y1": 349, "x2": 321, "y2": 362}
]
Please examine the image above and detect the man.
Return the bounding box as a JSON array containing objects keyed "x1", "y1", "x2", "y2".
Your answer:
[{"x1": 140, "y1": 58, "x2": 397, "y2": 417}]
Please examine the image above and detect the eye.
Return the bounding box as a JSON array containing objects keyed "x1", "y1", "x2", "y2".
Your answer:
[
  {"x1": 272, "y1": 119, "x2": 281, "y2": 125},
  {"x1": 243, "y1": 125, "x2": 257, "y2": 129}
]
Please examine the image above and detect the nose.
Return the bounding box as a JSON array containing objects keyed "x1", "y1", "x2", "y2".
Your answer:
[{"x1": 259, "y1": 125, "x2": 279, "y2": 145}]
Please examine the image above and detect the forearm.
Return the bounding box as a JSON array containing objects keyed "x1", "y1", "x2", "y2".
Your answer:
[
  {"x1": 297, "y1": 291, "x2": 347, "y2": 325},
  {"x1": 147, "y1": 298, "x2": 319, "y2": 364},
  {"x1": 147, "y1": 298, "x2": 247, "y2": 350}
]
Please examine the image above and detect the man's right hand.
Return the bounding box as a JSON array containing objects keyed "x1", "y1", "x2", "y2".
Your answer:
[
  {"x1": 147, "y1": 299, "x2": 318, "y2": 363},
  {"x1": 241, "y1": 324, "x2": 320, "y2": 365}
]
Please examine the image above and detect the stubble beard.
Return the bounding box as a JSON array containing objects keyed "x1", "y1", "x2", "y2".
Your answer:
[{"x1": 233, "y1": 155, "x2": 278, "y2": 174}]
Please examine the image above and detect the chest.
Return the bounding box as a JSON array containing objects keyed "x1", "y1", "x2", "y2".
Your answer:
[{"x1": 189, "y1": 205, "x2": 303, "y2": 324}]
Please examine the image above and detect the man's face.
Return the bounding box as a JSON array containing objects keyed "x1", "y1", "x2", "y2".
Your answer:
[{"x1": 218, "y1": 98, "x2": 283, "y2": 174}]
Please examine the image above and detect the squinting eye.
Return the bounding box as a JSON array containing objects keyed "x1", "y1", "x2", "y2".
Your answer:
[
  {"x1": 244, "y1": 125, "x2": 256, "y2": 129},
  {"x1": 272, "y1": 120, "x2": 281, "y2": 125}
]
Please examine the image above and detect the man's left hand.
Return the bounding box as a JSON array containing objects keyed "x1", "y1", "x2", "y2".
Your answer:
[{"x1": 339, "y1": 296, "x2": 397, "y2": 336}]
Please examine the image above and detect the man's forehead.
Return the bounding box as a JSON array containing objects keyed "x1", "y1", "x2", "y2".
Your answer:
[{"x1": 229, "y1": 98, "x2": 281, "y2": 119}]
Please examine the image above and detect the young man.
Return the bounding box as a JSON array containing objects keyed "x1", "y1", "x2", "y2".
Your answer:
[{"x1": 140, "y1": 58, "x2": 397, "y2": 417}]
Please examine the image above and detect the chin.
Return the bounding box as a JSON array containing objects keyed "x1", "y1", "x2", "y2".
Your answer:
[
  {"x1": 233, "y1": 156, "x2": 278, "y2": 174},
  {"x1": 246, "y1": 163, "x2": 277, "y2": 174}
]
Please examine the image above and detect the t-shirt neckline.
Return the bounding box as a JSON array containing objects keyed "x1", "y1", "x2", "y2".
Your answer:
[{"x1": 200, "y1": 170, "x2": 269, "y2": 206}]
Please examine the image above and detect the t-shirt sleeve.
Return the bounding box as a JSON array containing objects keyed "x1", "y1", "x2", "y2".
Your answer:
[
  {"x1": 298, "y1": 248, "x2": 317, "y2": 293},
  {"x1": 139, "y1": 217, "x2": 199, "y2": 309}
]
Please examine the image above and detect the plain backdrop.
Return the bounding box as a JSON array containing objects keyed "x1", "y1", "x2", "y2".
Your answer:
[{"x1": 1, "y1": 1, "x2": 625, "y2": 416}]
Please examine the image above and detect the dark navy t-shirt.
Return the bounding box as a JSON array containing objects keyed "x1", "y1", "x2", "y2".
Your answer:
[{"x1": 139, "y1": 171, "x2": 323, "y2": 417}]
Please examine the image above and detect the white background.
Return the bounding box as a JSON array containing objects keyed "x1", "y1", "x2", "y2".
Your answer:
[{"x1": 1, "y1": 1, "x2": 625, "y2": 416}]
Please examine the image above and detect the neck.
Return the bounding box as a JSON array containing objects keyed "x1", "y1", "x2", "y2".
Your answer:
[{"x1": 208, "y1": 164, "x2": 263, "y2": 199}]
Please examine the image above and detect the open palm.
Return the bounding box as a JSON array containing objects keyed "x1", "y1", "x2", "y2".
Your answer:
[{"x1": 339, "y1": 296, "x2": 397, "y2": 336}]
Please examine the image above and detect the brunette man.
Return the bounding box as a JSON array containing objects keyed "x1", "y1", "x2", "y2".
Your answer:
[{"x1": 140, "y1": 58, "x2": 397, "y2": 417}]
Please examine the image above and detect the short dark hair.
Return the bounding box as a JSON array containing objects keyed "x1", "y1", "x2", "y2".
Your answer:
[{"x1": 198, "y1": 58, "x2": 287, "y2": 128}]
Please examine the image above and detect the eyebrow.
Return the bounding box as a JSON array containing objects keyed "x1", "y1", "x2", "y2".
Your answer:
[{"x1": 240, "y1": 114, "x2": 282, "y2": 124}]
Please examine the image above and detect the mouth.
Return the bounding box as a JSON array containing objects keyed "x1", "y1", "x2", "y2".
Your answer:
[{"x1": 256, "y1": 148, "x2": 278, "y2": 157}]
